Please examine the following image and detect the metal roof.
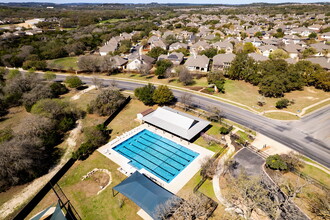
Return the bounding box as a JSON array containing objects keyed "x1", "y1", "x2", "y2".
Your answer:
[
  {"x1": 142, "y1": 107, "x2": 210, "y2": 140},
  {"x1": 113, "y1": 171, "x2": 180, "y2": 219}
]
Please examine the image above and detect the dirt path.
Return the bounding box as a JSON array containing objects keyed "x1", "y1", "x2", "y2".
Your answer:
[{"x1": 0, "y1": 121, "x2": 82, "y2": 219}]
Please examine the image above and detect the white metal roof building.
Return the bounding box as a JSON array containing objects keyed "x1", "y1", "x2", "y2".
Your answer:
[{"x1": 141, "y1": 107, "x2": 210, "y2": 141}]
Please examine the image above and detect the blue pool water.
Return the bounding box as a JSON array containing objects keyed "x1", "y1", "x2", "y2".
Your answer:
[{"x1": 113, "y1": 129, "x2": 199, "y2": 183}]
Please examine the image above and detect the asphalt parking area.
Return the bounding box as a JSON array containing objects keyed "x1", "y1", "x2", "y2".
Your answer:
[{"x1": 230, "y1": 147, "x2": 265, "y2": 177}]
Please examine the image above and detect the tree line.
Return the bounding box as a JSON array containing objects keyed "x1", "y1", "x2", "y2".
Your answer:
[{"x1": 227, "y1": 53, "x2": 330, "y2": 97}]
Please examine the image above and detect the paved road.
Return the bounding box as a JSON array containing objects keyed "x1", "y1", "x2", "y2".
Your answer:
[{"x1": 55, "y1": 75, "x2": 330, "y2": 168}]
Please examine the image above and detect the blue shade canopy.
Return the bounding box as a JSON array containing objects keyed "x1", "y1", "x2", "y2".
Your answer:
[
  {"x1": 50, "y1": 201, "x2": 67, "y2": 220},
  {"x1": 113, "y1": 171, "x2": 180, "y2": 219},
  {"x1": 30, "y1": 204, "x2": 54, "y2": 220}
]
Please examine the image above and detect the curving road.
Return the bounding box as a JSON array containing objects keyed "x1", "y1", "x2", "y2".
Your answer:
[{"x1": 55, "y1": 75, "x2": 330, "y2": 168}]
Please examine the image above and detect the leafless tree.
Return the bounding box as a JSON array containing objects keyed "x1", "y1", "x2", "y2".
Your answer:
[
  {"x1": 100, "y1": 56, "x2": 115, "y2": 74},
  {"x1": 200, "y1": 156, "x2": 217, "y2": 179},
  {"x1": 91, "y1": 76, "x2": 104, "y2": 90},
  {"x1": 155, "y1": 196, "x2": 182, "y2": 220},
  {"x1": 137, "y1": 63, "x2": 152, "y2": 76},
  {"x1": 280, "y1": 151, "x2": 304, "y2": 171},
  {"x1": 226, "y1": 171, "x2": 277, "y2": 220},
  {"x1": 77, "y1": 55, "x2": 101, "y2": 73},
  {"x1": 208, "y1": 106, "x2": 224, "y2": 123},
  {"x1": 174, "y1": 193, "x2": 212, "y2": 219},
  {"x1": 308, "y1": 192, "x2": 330, "y2": 219},
  {"x1": 180, "y1": 93, "x2": 193, "y2": 111},
  {"x1": 178, "y1": 66, "x2": 193, "y2": 86}
]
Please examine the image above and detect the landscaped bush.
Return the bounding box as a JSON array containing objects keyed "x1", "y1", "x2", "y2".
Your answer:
[
  {"x1": 276, "y1": 98, "x2": 290, "y2": 109},
  {"x1": 134, "y1": 83, "x2": 156, "y2": 105},
  {"x1": 65, "y1": 75, "x2": 82, "y2": 88},
  {"x1": 50, "y1": 82, "x2": 69, "y2": 97},
  {"x1": 266, "y1": 154, "x2": 288, "y2": 171},
  {"x1": 219, "y1": 126, "x2": 230, "y2": 135}
]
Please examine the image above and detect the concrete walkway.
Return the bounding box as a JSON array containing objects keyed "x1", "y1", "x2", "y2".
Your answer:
[
  {"x1": 212, "y1": 135, "x2": 236, "y2": 207},
  {"x1": 299, "y1": 97, "x2": 330, "y2": 117}
]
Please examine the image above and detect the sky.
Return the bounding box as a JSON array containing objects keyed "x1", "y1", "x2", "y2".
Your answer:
[{"x1": 1, "y1": 0, "x2": 328, "y2": 4}]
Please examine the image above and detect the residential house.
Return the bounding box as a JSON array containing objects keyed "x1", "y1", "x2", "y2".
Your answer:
[
  {"x1": 283, "y1": 44, "x2": 303, "y2": 59},
  {"x1": 308, "y1": 24, "x2": 322, "y2": 32},
  {"x1": 320, "y1": 32, "x2": 330, "y2": 41},
  {"x1": 110, "y1": 55, "x2": 128, "y2": 70},
  {"x1": 190, "y1": 41, "x2": 211, "y2": 54},
  {"x1": 310, "y1": 43, "x2": 330, "y2": 57},
  {"x1": 158, "y1": 52, "x2": 184, "y2": 65},
  {"x1": 184, "y1": 54, "x2": 210, "y2": 72},
  {"x1": 248, "y1": 53, "x2": 269, "y2": 62},
  {"x1": 212, "y1": 53, "x2": 236, "y2": 71},
  {"x1": 283, "y1": 35, "x2": 302, "y2": 45},
  {"x1": 169, "y1": 42, "x2": 188, "y2": 51},
  {"x1": 99, "y1": 38, "x2": 119, "y2": 56},
  {"x1": 212, "y1": 41, "x2": 233, "y2": 54},
  {"x1": 244, "y1": 37, "x2": 263, "y2": 47},
  {"x1": 305, "y1": 57, "x2": 330, "y2": 71},
  {"x1": 126, "y1": 55, "x2": 155, "y2": 71},
  {"x1": 258, "y1": 45, "x2": 278, "y2": 57}
]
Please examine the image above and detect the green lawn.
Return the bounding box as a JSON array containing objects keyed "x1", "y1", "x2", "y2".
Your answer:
[
  {"x1": 264, "y1": 112, "x2": 300, "y2": 120},
  {"x1": 27, "y1": 152, "x2": 141, "y2": 220},
  {"x1": 300, "y1": 164, "x2": 330, "y2": 187},
  {"x1": 48, "y1": 57, "x2": 79, "y2": 70}
]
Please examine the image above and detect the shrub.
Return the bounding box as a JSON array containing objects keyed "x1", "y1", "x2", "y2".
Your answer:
[
  {"x1": 219, "y1": 126, "x2": 230, "y2": 135},
  {"x1": 88, "y1": 88, "x2": 126, "y2": 116},
  {"x1": 276, "y1": 98, "x2": 290, "y2": 109},
  {"x1": 65, "y1": 75, "x2": 82, "y2": 88},
  {"x1": 266, "y1": 154, "x2": 288, "y2": 171},
  {"x1": 72, "y1": 141, "x2": 96, "y2": 160},
  {"x1": 134, "y1": 83, "x2": 156, "y2": 106},
  {"x1": 152, "y1": 85, "x2": 174, "y2": 105},
  {"x1": 50, "y1": 82, "x2": 69, "y2": 97}
]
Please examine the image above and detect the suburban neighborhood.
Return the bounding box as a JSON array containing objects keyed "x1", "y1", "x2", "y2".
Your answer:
[{"x1": 0, "y1": 1, "x2": 329, "y2": 220}]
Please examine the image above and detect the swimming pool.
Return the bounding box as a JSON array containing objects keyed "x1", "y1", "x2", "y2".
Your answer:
[{"x1": 113, "y1": 129, "x2": 199, "y2": 183}]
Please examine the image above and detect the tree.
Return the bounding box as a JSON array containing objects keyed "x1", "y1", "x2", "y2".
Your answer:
[
  {"x1": 302, "y1": 47, "x2": 317, "y2": 58},
  {"x1": 77, "y1": 55, "x2": 101, "y2": 72},
  {"x1": 137, "y1": 63, "x2": 152, "y2": 76},
  {"x1": 178, "y1": 66, "x2": 193, "y2": 85},
  {"x1": 165, "y1": 35, "x2": 178, "y2": 45},
  {"x1": 207, "y1": 71, "x2": 226, "y2": 93},
  {"x1": 208, "y1": 106, "x2": 224, "y2": 123},
  {"x1": 147, "y1": 47, "x2": 167, "y2": 59},
  {"x1": 243, "y1": 42, "x2": 256, "y2": 53},
  {"x1": 275, "y1": 98, "x2": 290, "y2": 109},
  {"x1": 269, "y1": 49, "x2": 289, "y2": 60},
  {"x1": 134, "y1": 83, "x2": 156, "y2": 106},
  {"x1": 180, "y1": 93, "x2": 193, "y2": 111},
  {"x1": 88, "y1": 88, "x2": 126, "y2": 116},
  {"x1": 50, "y1": 82, "x2": 69, "y2": 97},
  {"x1": 308, "y1": 32, "x2": 317, "y2": 39},
  {"x1": 117, "y1": 40, "x2": 132, "y2": 54},
  {"x1": 308, "y1": 192, "x2": 330, "y2": 220},
  {"x1": 200, "y1": 156, "x2": 217, "y2": 179},
  {"x1": 266, "y1": 154, "x2": 288, "y2": 171},
  {"x1": 199, "y1": 48, "x2": 218, "y2": 58},
  {"x1": 152, "y1": 85, "x2": 174, "y2": 105},
  {"x1": 0, "y1": 99, "x2": 8, "y2": 117},
  {"x1": 91, "y1": 76, "x2": 104, "y2": 89},
  {"x1": 65, "y1": 75, "x2": 82, "y2": 88},
  {"x1": 22, "y1": 84, "x2": 54, "y2": 111},
  {"x1": 278, "y1": 152, "x2": 303, "y2": 171},
  {"x1": 227, "y1": 53, "x2": 257, "y2": 81},
  {"x1": 259, "y1": 75, "x2": 286, "y2": 98},
  {"x1": 155, "y1": 59, "x2": 172, "y2": 78},
  {"x1": 226, "y1": 171, "x2": 277, "y2": 220},
  {"x1": 254, "y1": 31, "x2": 263, "y2": 38}
]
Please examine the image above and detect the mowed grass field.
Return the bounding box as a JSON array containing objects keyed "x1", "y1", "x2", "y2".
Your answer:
[
  {"x1": 48, "y1": 57, "x2": 79, "y2": 70},
  {"x1": 26, "y1": 152, "x2": 141, "y2": 220},
  {"x1": 107, "y1": 73, "x2": 330, "y2": 116}
]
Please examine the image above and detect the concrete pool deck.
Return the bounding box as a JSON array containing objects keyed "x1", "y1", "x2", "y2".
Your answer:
[{"x1": 98, "y1": 123, "x2": 214, "y2": 194}]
